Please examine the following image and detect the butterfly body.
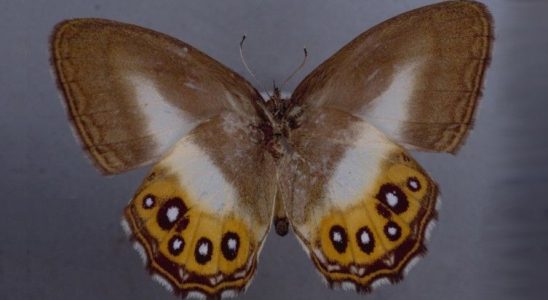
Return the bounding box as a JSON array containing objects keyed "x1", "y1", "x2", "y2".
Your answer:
[
  {"x1": 247, "y1": 88, "x2": 300, "y2": 160},
  {"x1": 51, "y1": 1, "x2": 492, "y2": 298}
]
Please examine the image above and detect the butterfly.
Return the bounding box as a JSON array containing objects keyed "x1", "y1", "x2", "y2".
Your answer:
[{"x1": 50, "y1": 0, "x2": 493, "y2": 298}]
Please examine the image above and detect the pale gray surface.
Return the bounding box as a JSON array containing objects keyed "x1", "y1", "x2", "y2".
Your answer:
[{"x1": 1, "y1": 0, "x2": 547, "y2": 299}]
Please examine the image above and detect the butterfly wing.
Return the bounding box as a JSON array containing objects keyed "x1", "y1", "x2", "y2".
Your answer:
[
  {"x1": 123, "y1": 112, "x2": 276, "y2": 298},
  {"x1": 290, "y1": 1, "x2": 493, "y2": 153},
  {"x1": 279, "y1": 108, "x2": 438, "y2": 291},
  {"x1": 51, "y1": 19, "x2": 264, "y2": 174}
]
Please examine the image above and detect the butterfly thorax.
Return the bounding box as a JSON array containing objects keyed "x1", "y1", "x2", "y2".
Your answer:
[{"x1": 258, "y1": 87, "x2": 302, "y2": 159}]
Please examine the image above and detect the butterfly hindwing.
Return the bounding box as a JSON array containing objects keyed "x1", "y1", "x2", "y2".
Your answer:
[
  {"x1": 279, "y1": 108, "x2": 438, "y2": 291},
  {"x1": 290, "y1": 1, "x2": 493, "y2": 153},
  {"x1": 51, "y1": 19, "x2": 264, "y2": 174},
  {"x1": 123, "y1": 112, "x2": 277, "y2": 298}
]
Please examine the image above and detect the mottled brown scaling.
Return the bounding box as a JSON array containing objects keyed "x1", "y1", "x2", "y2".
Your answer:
[
  {"x1": 290, "y1": 0, "x2": 493, "y2": 153},
  {"x1": 50, "y1": 19, "x2": 264, "y2": 174}
]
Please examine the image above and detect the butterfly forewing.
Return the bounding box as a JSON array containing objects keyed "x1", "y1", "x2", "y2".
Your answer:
[
  {"x1": 290, "y1": 1, "x2": 493, "y2": 153},
  {"x1": 51, "y1": 19, "x2": 264, "y2": 174}
]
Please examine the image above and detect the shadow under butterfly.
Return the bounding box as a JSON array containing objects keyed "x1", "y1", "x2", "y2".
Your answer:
[{"x1": 50, "y1": 0, "x2": 493, "y2": 298}]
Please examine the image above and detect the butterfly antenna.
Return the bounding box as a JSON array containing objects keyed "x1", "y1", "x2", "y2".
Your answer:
[
  {"x1": 239, "y1": 35, "x2": 271, "y2": 99},
  {"x1": 280, "y1": 47, "x2": 308, "y2": 91}
]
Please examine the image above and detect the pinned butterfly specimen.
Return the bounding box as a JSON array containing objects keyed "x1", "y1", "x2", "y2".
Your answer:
[{"x1": 50, "y1": 0, "x2": 493, "y2": 298}]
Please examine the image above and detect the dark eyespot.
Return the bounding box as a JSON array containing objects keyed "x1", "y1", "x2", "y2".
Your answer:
[
  {"x1": 407, "y1": 177, "x2": 421, "y2": 192},
  {"x1": 157, "y1": 197, "x2": 188, "y2": 230},
  {"x1": 356, "y1": 226, "x2": 375, "y2": 254},
  {"x1": 329, "y1": 225, "x2": 348, "y2": 254},
  {"x1": 168, "y1": 235, "x2": 185, "y2": 256},
  {"x1": 142, "y1": 194, "x2": 156, "y2": 209},
  {"x1": 376, "y1": 183, "x2": 409, "y2": 214},
  {"x1": 195, "y1": 237, "x2": 213, "y2": 265},
  {"x1": 221, "y1": 232, "x2": 240, "y2": 261},
  {"x1": 384, "y1": 221, "x2": 402, "y2": 241}
]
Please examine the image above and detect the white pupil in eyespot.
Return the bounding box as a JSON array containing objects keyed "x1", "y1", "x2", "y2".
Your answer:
[
  {"x1": 199, "y1": 243, "x2": 209, "y2": 255},
  {"x1": 333, "y1": 232, "x2": 342, "y2": 242},
  {"x1": 166, "y1": 206, "x2": 179, "y2": 222},
  {"x1": 386, "y1": 192, "x2": 398, "y2": 207},
  {"x1": 173, "y1": 239, "x2": 182, "y2": 250},
  {"x1": 360, "y1": 231, "x2": 370, "y2": 244},
  {"x1": 145, "y1": 197, "x2": 154, "y2": 207},
  {"x1": 228, "y1": 238, "x2": 237, "y2": 250},
  {"x1": 388, "y1": 227, "x2": 397, "y2": 236}
]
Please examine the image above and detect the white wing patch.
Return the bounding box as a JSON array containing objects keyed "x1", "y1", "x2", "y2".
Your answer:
[
  {"x1": 161, "y1": 139, "x2": 237, "y2": 215},
  {"x1": 362, "y1": 61, "x2": 422, "y2": 142},
  {"x1": 128, "y1": 74, "x2": 196, "y2": 155},
  {"x1": 327, "y1": 122, "x2": 397, "y2": 209}
]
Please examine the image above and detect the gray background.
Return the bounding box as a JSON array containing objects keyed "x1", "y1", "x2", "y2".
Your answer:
[{"x1": 1, "y1": 0, "x2": 547, "y2": 299}]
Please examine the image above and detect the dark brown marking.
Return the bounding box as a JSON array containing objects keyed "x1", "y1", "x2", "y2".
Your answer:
[
  {"x1": 329, "y1": 225, "x2": 348, "y2": 254},
  {"x1": 384, "y1": 221, "x2": 402, "y2": 241},
  {"x1": 156, "y1": 197, "x2": 188, "y2": 231},
  {"x1": 195, "y1": 237, "x2": 213, "y2": 265},
  {"x1": 376, "y1": 183, "x2": 409, "y2": 215},
  {"x1": 142, "y1": 194, "x2": 156, "y2": 209},
  {"x1": 145, "y1": 172, "x2": 157, "y2": 182},
  {"x1": 168, "y1": 235, "x2": 185, "y2": 256},
  {"x1": 356, "y1": 226, "x2": 375, "y2": 254},
  {"x1": 376, "y1": 203, "x2": 392, "y2": 219},
  {"x1": 221, "y1": 232, "x2": 240, "y2": 261},
  {"x1": 176, "y1": 217, "x2": 190, "y2": 232},
  {"x1": 154, "y1": 251, "x2": 182, "y2": 282}
]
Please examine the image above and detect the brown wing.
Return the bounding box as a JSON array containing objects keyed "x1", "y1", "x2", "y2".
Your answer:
[
  {"x1": 51, "y1": 19, "x2": 264, "y2": 174},
  {"x1": 290, "y1": 1, "x2": 493, "y2": 153}
]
